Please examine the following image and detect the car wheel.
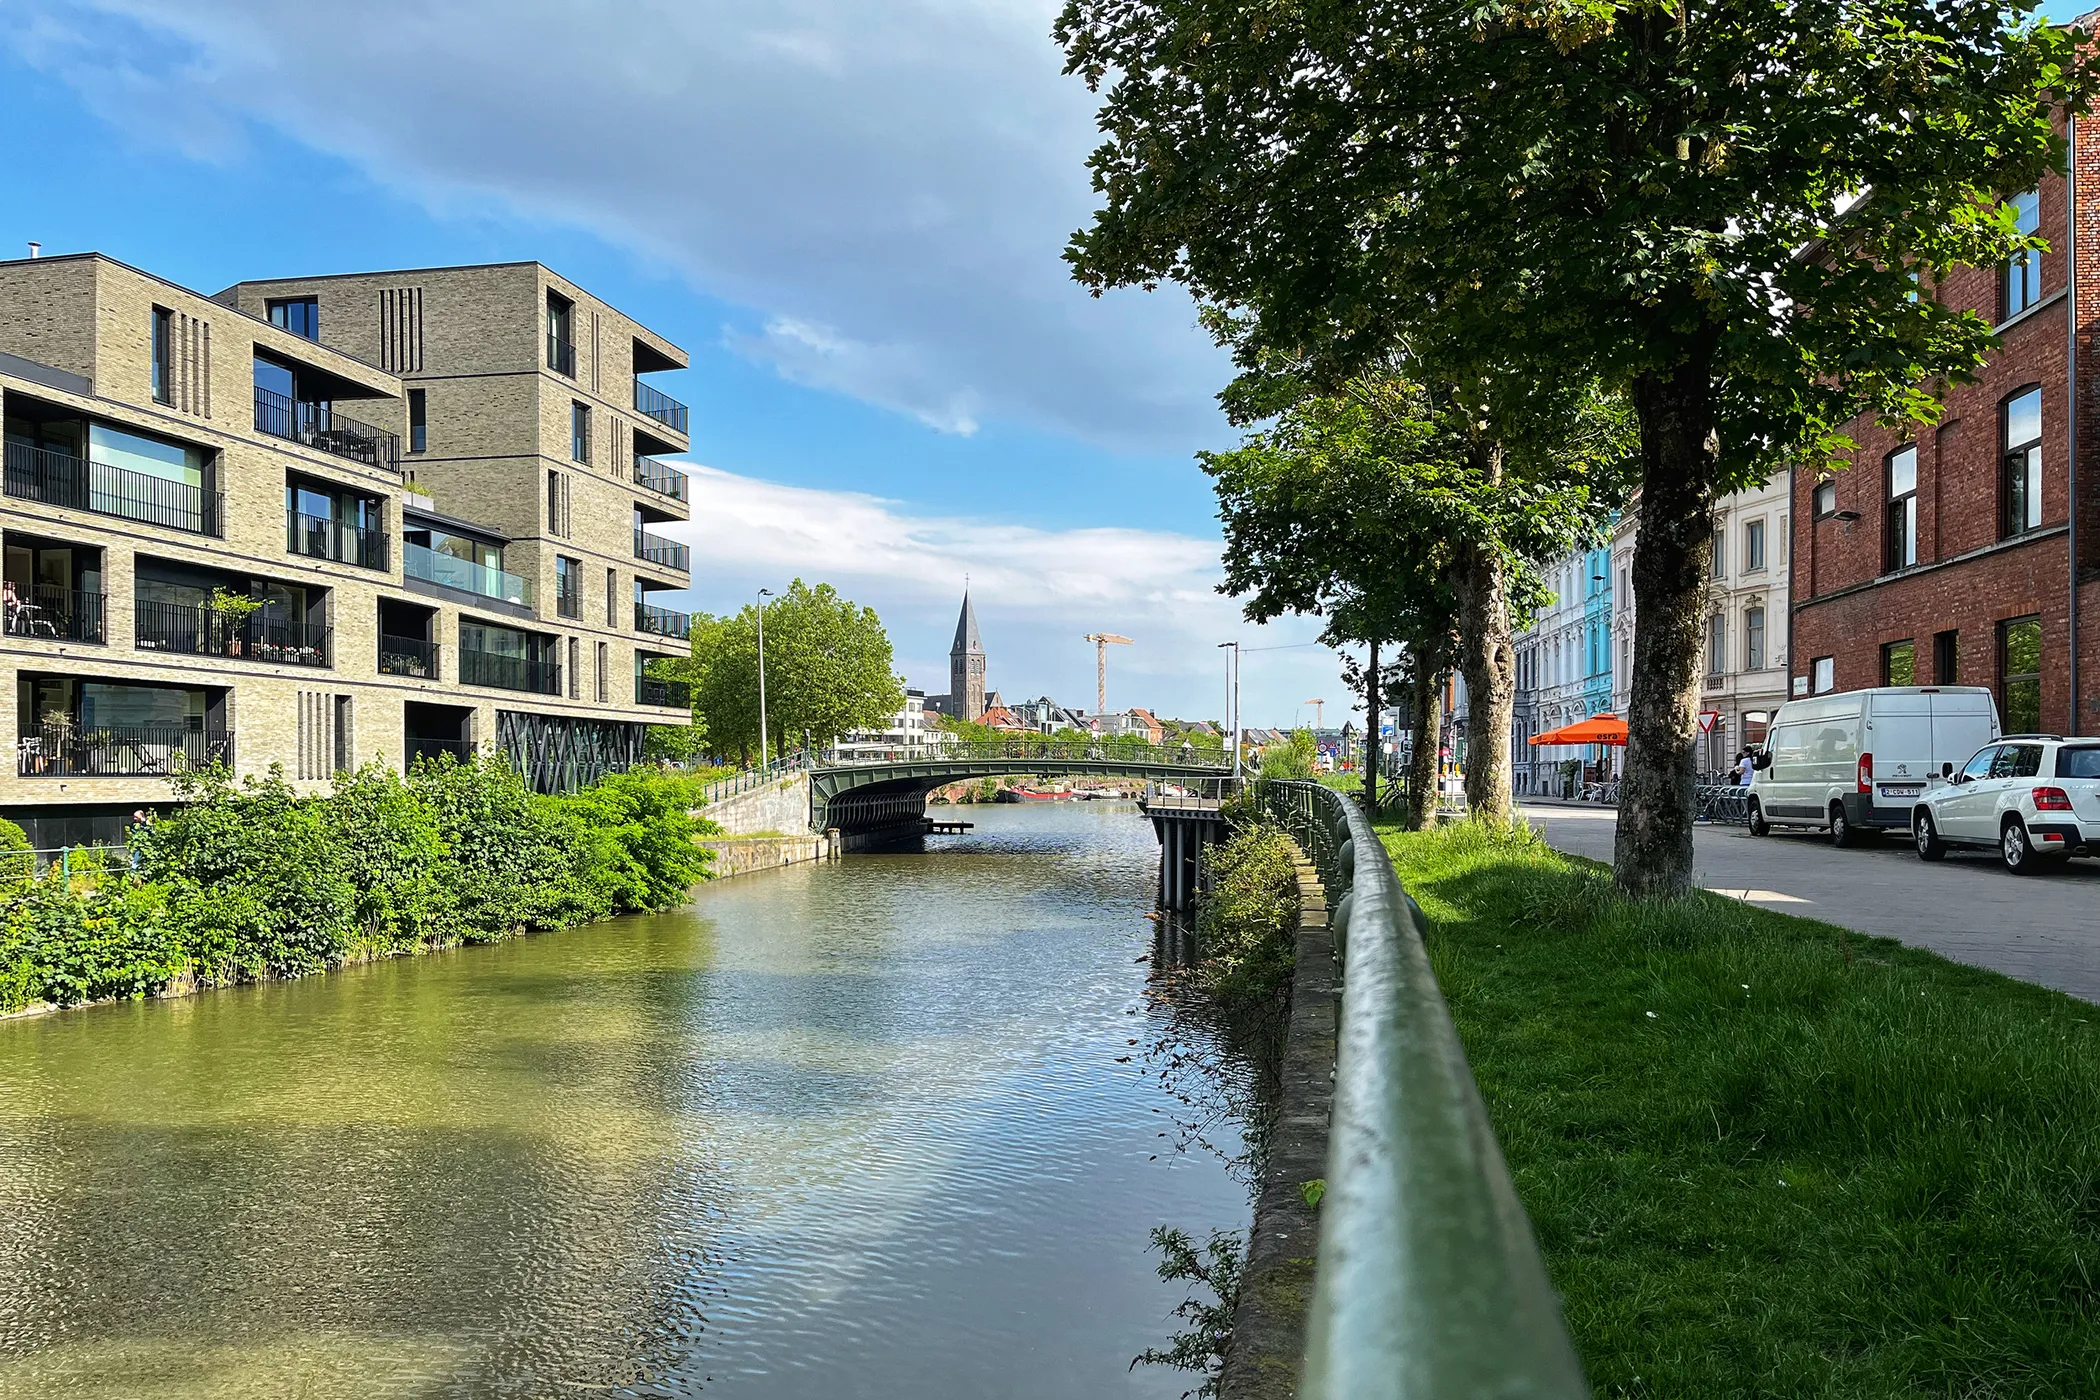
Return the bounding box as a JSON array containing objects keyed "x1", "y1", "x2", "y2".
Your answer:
[
  {"x1": 1913, "y1": 809, "x2": 1946, "y2": 862},
  {"x1": 1829, "y1": 802, "x2": 1859, "y2": 848},
  {"x1": 1747, "y1": 798, "x2": 1769, "y2": 837},
  {"x1": 2000, "y1": 818, "x2": 2045, "y2": 875}
]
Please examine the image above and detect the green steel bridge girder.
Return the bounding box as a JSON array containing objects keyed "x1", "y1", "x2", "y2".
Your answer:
[{"x1": 809, "y1": 756, "x2": 1231, "y2": 832}]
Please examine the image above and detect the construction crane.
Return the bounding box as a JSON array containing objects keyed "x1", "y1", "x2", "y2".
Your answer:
[
  {"x1": 1304, "y1": 698, "x2": 1326, "y2": 729},
  {"x1": 1084, "y1": 633, "x2": 1133, "y2": 715}
]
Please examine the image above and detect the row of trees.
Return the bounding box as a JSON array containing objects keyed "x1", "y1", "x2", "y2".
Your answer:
[{"x1": 1057, "y1": 0, "x2": 2090, "y2": 895}]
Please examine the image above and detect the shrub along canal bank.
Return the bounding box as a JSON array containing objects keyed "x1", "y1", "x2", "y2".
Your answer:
[
  {"x1": 0, "y1": 758, "x2": 717, "y2": 1017},
  {"x1": 1382, "y1": 820, "x2": 2100, "y2": 1397}
]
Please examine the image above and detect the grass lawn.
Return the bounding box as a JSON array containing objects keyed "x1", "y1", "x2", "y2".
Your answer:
[{"x1": 1378, "y1": 820, "x2": 2100, "y2": 1399}]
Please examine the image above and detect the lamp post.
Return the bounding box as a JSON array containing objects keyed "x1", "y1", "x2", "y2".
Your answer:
[
  {"x1": 1217, "y1": 640, "x2": 1241, "y2": 782},
  {"x1": 755, "y1": 587, "x2": 772, "y2": 766}
]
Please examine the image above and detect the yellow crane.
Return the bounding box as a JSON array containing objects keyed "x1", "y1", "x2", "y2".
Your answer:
[{"x1": 1084, "y1": 633, "x2": 1133, "y2": 715}]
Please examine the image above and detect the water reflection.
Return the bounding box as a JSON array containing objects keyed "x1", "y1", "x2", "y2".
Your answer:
[{"x1": 0, "y1": 803, "x2": 1253, "y2": 1398}]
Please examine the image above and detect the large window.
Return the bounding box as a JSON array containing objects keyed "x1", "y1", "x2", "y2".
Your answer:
[
  {"x1": 1707, "y1": 613, "x2": 1726, "y2": 676},
  {"x1": 1881, "y1": 639, "x2": 1916, "y2": 687},
  {"x1": 267, "y1": 297, "x2": 319, "y2": 340},
  {"x1": 1884, "y1": 444, "x2": 1918, "y2": 570},
  {"x1": 2002, "y1": 386, "x2": 2043, "y2": 537},
  {"x1": 1744, "y1": 605, "x2": 1766, "y2": 671},
  {"x1": 1999, "y1": 616, "x2": 2042, "y2": 735},
  {"x1": 1744, "y1": 518, "x2": 1766, "y2": 572},
  {"x1": 151, "y1": 307, "x2": 172, "y2": 405},
  {"x1": 2003, "y1": 189, "x2": 2042, "y2": 319},
  {"x1": 1710, "y1": 527, "x2": 1725, "y2": 579}
]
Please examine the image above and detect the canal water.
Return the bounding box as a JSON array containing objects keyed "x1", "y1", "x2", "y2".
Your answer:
[{"x1": 0, "y1": 803, "x2": 1259, "y2": 1399}]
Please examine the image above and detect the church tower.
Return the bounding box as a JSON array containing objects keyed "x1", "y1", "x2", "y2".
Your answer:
[{"x1": 949, "y1": 591, "x2": 986, "y2": 721}]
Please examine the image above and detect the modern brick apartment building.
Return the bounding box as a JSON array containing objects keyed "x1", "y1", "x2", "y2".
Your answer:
[
  {"x1": 1, "y1": 254, "x2": 693, "y2": 847},
  {"x1": 1792, "y1": 138, "x2": 2097, "y2": 738}
]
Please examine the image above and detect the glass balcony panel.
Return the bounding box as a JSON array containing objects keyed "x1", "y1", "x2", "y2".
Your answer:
[{"x1": 404, "y1": 541, "x2": 535, "y2": 607}]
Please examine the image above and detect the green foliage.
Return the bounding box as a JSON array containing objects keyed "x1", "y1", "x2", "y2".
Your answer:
[
  {"x1": 1194, "y1": 818, "x2": 1298, "y2": 1012},
  {"x1": 1379, "y1": 819, "x2": 2100, "y2": 1394},
  {"x1": 676, "y1": 579, "x2": 905, "y2": 762},
  {"x1": 1131, "y1": 1225, "x2": 1244, "y2": 1396},
  {"x1": 1256, "y1": 730, "x2": 1318, "y2": 782},
  {"x1": 0, "y1": 817, "x2": 30, "y2": 885},
  {"x1": 641, "y1": 722, "x2": 709, "y2": 764},
  {"x1": 0, "y1": 759, "x2": 717, "y2": 1015}
]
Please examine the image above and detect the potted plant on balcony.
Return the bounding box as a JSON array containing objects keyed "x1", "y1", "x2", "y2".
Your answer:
[{"x1": 210, "y1": 588, "x2": 263, "y2": 657}]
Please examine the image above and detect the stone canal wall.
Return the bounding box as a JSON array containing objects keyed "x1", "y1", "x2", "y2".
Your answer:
[
  {"x1": 1218, "y1": 853, "x2": 1337, "y2": 1400},
  {"x1": 703, "y1": 772, "x2": 812, "y2": 836},
  {"x1": 695, "y1": 832, "x2": 838, "y2": 879}
]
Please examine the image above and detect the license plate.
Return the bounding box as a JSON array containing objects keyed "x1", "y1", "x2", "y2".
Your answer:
[{"x1": 1880, "y1": 785, "x2": 1922, "y2": 799}]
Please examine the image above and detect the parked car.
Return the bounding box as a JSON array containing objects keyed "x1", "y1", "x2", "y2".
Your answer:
[
  {"x1": 1748, "y1": 686, "x2": 2001, "y2": 845},
  {"x1": 1911, "y1": 737, "x2": 2100, "y2": 873}
]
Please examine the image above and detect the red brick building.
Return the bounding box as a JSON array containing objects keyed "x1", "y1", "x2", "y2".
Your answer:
[{"x1": 1792, "y1": 124, "x2": 2099, "y2": 738}]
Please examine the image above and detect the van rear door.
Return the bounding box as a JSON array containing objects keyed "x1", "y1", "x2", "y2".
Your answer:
[
  {"x1": 1929, "y1": 692, "x2": 2001, "y2": 782},
  {"x1": 1864, "y1": 691, "x2": 1932, "y2": 812}
]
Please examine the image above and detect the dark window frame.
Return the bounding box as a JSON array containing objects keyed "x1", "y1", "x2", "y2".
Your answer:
[
  {"x1": 1813, "y1": 479, "x2": 1837, "y2": 518},
  {"x1": 408, "y1": 389, "x2": 427, "y2": 453},
  {"x1": 151, "y1": 306, "x2": 173, "y2": 404},
  {"x1": 1884, "y1": 444, "x2": 1918, "y2": 572},
  {"x1": 1998, "y1": 614, "x2": 2043, "y2": 735},
  {"x1": 2002, "y1": 188, "x2": 2042, "y2": 321},
  {"x1": 1880, "y1": 638, "x2": 1916, "y2": 687},
  {"x1": 571, "y1": 401, "x2": 591, "y2": 464},
  {"x1": 2001, "y1": 384, "x2": 2043, "y2": 540},
  {"x1": 267, "y1": 296, "x2": 320, "y2": 341}
]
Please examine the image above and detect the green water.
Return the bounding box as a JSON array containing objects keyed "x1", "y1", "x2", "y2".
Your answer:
[{"x1": 0, "y1": 803, "x2": 1257, "y2": 1398}]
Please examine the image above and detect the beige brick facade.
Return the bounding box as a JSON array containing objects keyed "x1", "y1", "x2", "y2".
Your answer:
[{"x1": 2, "y1": 253, "x2": 692, "y2": 846}]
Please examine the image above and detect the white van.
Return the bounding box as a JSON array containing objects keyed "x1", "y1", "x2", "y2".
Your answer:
[{"x1": 1749, "y1": 687, "x2": 2001, "y2": 845}]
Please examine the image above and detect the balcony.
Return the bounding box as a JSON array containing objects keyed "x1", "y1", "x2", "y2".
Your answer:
[
  {"x1": 404, "y1": 542, "x2": 535, "y2": 608},
  {"x1": 379, "y1": 634, "x2": 440, "y2": 680},
  {"x1": 460, "y1": 646, "x2": 561, "y2": 695},
  {"x1": 633, "y1": 456, "x2": 689, "y2": 502},
  {"x1": 135, "y1": 600, "x2": 331, "y2": 668},
  {"x1": 4, "y1": 585, "x2": 105, "y2": 644},
  {"x1": 635, "y1": 379, "x2": 688, "y2": 436},
  {"x1": 288, "y1": 511, "x2": 389, "y2": 571},
  {"x1": 407, "y1": 737, "x2": 476, "y2": 765},
  {"x1": 253, "y1": 386, "x2": 402, "y2": 474},
  {"x1": 633, "y1": 528, "x2": 689, "y2": 572},
  {"x1": 635, "y1": 602, "x2": 691, "y2": 640},
  {"x1": 17, "y1": 724, "x2": 233, "y2": 778},
  {"x1": 4, "y1": 441, "x2": 222, "y2": 536},
  {"x1": 548, "y1": 331, "x2": 575, "y2": 378},
  {"x1": 637, "y1": 675, "x2": 690, "y2": 707}
]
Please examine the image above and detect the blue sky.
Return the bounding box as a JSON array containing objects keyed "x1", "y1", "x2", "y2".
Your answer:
[{"x1": 0, "y1": 0, "x2": 1338, "y2": 728}]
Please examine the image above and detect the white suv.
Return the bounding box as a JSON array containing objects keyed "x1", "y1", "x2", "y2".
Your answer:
[{"x1": 1911, "y1": 737, "x2": 2100, "y2": 874}]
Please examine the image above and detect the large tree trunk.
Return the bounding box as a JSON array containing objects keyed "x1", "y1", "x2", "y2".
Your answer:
[
  {"x1": 1616, "y1": 353, "x2": 1722, "y2": 899},
  {"x1": 1455, "y1": 454, "x2": 1516, "y2": 827},
  {"x1": 1363, "y1": 637, "x2": 1380, "y2": 812},
  {"x1": 1404, "y1": 661, "x2": 1443, "y2": 832}
]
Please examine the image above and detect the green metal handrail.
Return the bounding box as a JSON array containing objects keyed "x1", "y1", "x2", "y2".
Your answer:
[
  {"x1": 817, "y1": 738, "x2": 1232, "y2": 771},
  {"x1": 1254, "y1": 780, "x2": 1588, "y2": 1399}
]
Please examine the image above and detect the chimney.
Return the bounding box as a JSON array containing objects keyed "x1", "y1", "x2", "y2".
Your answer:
[{"x1": 26, "y1": 242, "x2": 40, "y2": 259}]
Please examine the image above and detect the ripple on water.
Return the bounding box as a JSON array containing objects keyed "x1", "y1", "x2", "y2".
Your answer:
[{"x1": 0, "y1": 803, "x2": 1254, "y2": 1400}]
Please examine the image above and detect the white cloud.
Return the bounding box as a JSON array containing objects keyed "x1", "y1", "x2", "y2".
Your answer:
[
  {"x1": 666, "y1": 467, "x2": 1343, "y2": 727},
  {"x1": 5, "y1": 0, "x2": 1229, "y2": 450}
]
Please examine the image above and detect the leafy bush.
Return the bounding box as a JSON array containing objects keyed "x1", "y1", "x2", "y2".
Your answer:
[
  {"x1": 0, "y1": 817, "x2": 30, "y2": 885},
  {"x1": 1257, "y1": 729, "x2": 1318, "y2": 781},
  {"x1": 5, "y1": 878, "x2": 180, "y2": 1007},
  {"x1": 1195, "y1": 817, "x2": 1299, "y2": 1012}
]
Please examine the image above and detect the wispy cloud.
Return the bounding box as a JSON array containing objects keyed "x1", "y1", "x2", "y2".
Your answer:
[
  {"x1": 669, "y1": 467, "x2": 1337, "y2": 725},
  {"x1": 4, "y1": 0, "x2": 1229, "y2": 450}
]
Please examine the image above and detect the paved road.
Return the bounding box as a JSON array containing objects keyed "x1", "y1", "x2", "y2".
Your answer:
[{"x1": 1521, "y1": 801, "x2": 2100, "y2": 1003}]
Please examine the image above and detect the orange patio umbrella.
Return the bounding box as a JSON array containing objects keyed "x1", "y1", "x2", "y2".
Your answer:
[{"x1": 1529, "y1": 713, "x2": 1629, "y2": 747}]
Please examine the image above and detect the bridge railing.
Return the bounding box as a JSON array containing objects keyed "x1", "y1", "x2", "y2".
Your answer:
[
  {"x1": 816, "y1": 738, "x2": 1233, "y2": 770},
  {"x1": 695, "y1": 748, "x2": 814, "y2": 805},
  {"x1": 1253, "y1": 779, "x2": 1588, "y2": 1399}
]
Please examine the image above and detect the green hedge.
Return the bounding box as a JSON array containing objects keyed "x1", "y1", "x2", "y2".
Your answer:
[
  {"x1": 1194, "y1": 816, "x2": 1300, "y2": 1013},
  {"x1": 0, "y1": 757, "x2": 719, "y2": 1013}
]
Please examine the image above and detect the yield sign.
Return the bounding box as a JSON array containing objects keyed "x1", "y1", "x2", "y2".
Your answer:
[{"x1": 1697, "y1": 710, "x2": 1721, "y2": 734}]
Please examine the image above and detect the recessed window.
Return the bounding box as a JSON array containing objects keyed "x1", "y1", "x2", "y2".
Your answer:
[
  {"x1": 1710, "y1": 527, "x2": 1725, "y2": 579},
  {"x1": 1934, "y1": 629, "x2": 1959, "y2": 685},
  {"x1": 1744, "y1": 605, "x2": 1766, "y2": 671},
  {"x1": 2003, "y1": 189, "x2": 2042, "y2": 319},
  {"x1": 1744, "y1": 518, "x2": 1766, "y2": 572},
  {"x1": 408, "y1": 389, "x2": 426, "y2": 453},
  {"x1": 571, "y1": 401, "x2": 591, "y2": 463},
  {"x1": 1811, "y1": 656, "x2": 1835, "y2": 694},
  {"x1": 1999, "y1": 616, "x2": 2042, "y2": 734},
  {"x1": 1813, "y1": 480, "x2": 1836, "y2": 518},
  {"x1": 1884, "y1": 445, "x2": 1918, "y2": 571},
  {"x1": 555, "y1": 555, "x2": 581, "y2": 619},
  {"x1": 547, "y1": 291, "x2": 575, "y2": 376},
  {"x1": 1707, "y1": 613, "x2": 1726, "y2": 676},
  {"x1": 1881, "y1": 639, "x2": 1915, "y2": 686},
  {"x1": 268, "y1": 297, "x2": 319, "y2": 341},
  {"x1": 151, "y1": 307, "x2": 173, "y2": 404},
  {"x1": 2001, "y1": 386, "x2": 2043, "y2": 538}
]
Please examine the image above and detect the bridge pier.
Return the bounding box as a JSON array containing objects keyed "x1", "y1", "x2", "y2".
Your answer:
[{"x1": 1146, "y1": 795, "x2": 1228, "y2": 913}]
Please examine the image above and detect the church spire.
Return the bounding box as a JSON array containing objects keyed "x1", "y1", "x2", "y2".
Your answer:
[{"x1": 951, "y1": 590, "x2": 983, "y2": 657}]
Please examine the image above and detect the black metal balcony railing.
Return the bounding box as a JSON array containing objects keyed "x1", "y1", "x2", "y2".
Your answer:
[
  {"x1": 633, "y1": 456, "x2": 689, "y2": 502},
  {"x1": 4, "y1": 441, "x2": 223, "y2": 536},
  {"x1": 637, "y1": 675, "x2": 690, "y2": 707},
  {"x1": 635, "y1": 602, "x2": 692, "y2": 639},
  {"x1": 633, "y1": 528, "x2": 689, "y2": 572},
  {"x1": 4, "y1": 584, "x2": 105, "y2": 644},
  {"x1": 253, "y1": 386, "x2": 402, "y2": 474},
  {"x1": 378, "y1": 634, "x2": 440, "y2": 679},
  {"x1": 287, "y1": 510, "x2": 389, "y2": 571},
  {"x1": 548, "y1": 331, "x2": 575, "y2": 377},
  {"x1": 18, "y1": 725, "x2": 233, "y2": 778},
  {"x1": 460, "y1": 645, "x2": 561, "y2": 695},
  {"x1": 634, "y1": 378, "x2": 688, "y2": 435},
  {"x1": 134, "y1": 600, "x2": 331, "y2": 668}
]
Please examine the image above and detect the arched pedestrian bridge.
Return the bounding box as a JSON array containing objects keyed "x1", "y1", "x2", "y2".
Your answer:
[{"x1": 811, "y1": 739, "x2": 1233, "y2": 844}]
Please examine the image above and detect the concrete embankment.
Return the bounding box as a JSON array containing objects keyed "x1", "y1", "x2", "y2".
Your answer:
[
  {"x1": 697, "y1": 772, "x2": 838, "y2": 878},
  {"x1": 695, "y1": 832, "x2": 839, "y2": 878},
  {"x1": 1218, "y1": 854, "x2": 1337, "y2": 1400}
]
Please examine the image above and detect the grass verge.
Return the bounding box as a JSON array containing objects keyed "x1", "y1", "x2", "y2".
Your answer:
[{"x1": 1378, "y1": 820, "x2": 2100, "y2": 1398}]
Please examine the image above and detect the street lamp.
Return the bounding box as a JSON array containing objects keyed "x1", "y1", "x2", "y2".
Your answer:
[
  {"x1": 755, "y1": 587, "x2": 772, "y2": 766},
  {"x1": 1216, "y1": 641, "x2": 1241, "y2": 781}
]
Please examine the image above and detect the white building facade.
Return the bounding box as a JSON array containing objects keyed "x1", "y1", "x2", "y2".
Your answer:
[{"x1": 834, "y1": 688, "x2": 944, "y2": 758}]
